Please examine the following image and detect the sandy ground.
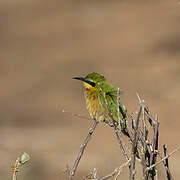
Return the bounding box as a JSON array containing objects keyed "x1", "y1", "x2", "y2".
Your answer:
[{"x1": 0, "y1": 0, "x2": 180, "y2": 179}]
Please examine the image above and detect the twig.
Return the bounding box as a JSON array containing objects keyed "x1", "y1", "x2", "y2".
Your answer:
[
  {"x1": 140, "y1": 98, "x2": 149, "y2": 180},
  {"x1": 99, "y1": 159, "x2": 131, "y2": 180},
  {"x1": 92, "y1": 168, "x2": 98, "y2": 180},
  {"x1": 61, "y1": 109, "x2": 91, "y2": 120},
  {"x1": 12, "y1": 158, "x2": 20, "y2": 180},
  {"x1": 148, "y1": 115, "x2": 159, "y2": 179},
  {"x1": 129, "y1": 102, "x2": 142, "y2": 180},
  {"x1": 69, "y1": 120, "x2": 99, "y2": 180},
  {"x1": 144, "y1": 108, "x2": 157, "y2": 126},
  {"x1": 145, "y1": 146, "x2": 180, "y2": 172},
  {"x1": 163, "y1": 145, "x2": 173, "y2": 180},
  {"x1": 117, "y1": 87, "x2": 123, "y2": 128},
  {"x1": 83, "y1": 173, "x2": 93, "y2": 180},
  {"x1": 110, "y1": 114, "x2": 129, "y2": 161},
  {"x1": 155, "y1": 169, "x2": 158, "y2": 180},
  {"x1": 104, "y1": 120, "x2": 114, "y2": 127},
  {"x1": 117, "y1": 88, "x2": 130, "y2": 154},
  {"x1": 141, "y1": 137, "x2": 150, "y2": 180}
]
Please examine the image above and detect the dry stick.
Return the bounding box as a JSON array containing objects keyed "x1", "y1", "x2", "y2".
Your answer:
[
  {"x1": 62, "y1": 109, "x2": 91, "y2": 120},
  {"x1": 12, "y1": 158, "x2": 20, "y2": 180},
  {"x1": 141, "y1": 123, "x2": 149, "y2": 180},
  {"x1": 156, "y1": 151, "x2": 169, "y2": 179},
  {"x1": 148, "y1": 116, "x2": 159, "y2": 180},
  {"x1": 83, "y1": 173, "x2": 93, "y2": 180},
  {"x1": 104, "y1": 120, "x2": 114, "y2": 127},
  {"x1": 144, "y1": 107, "x2": 159, "y2": 179},
  {"x1": 117, "y1": 87, "x2": 130, "y2": 153},
  {"x1": 138, "y1": 129, "x2": 151, "y2": 180},
  {"x1": 140, "y1": 96, "x2": 148, "y2": 151},
  {"x1": 92, "y1": 168, "x2": 98, "y2": 180},
  {"x1": 155, "y1": 169, "x2": 158, "y2": 180},
  {"x1": 129, "y1": 104, "x2": 142, "y2": 180},
  {"x1": 144, "y1": 108, "x2": 157, "y2": 126},
  {"x1": 114, "y1": 168, "x2": 122, "y2": 180},
  {"x1": 142, "y1": 139, "x2": 151, "y2": 180},
  {"x1": 136, "y1": 95, "x2": 149, "y2": 180},
  {"x1": 145, "y1": 146, "x2": 180, "y2": 172},
  {"x1": 145, "y1": 110, "x2": 175, "y2": 180},
  {"x1": 127, "y1": 113, "x2": 144, "y2": 155},
  {"x1": 69, "y1": 120, "x2": 99, "y2": 180},
  {"x1": 99, "y1": 158, "x2": 131, "y2": 180},
  {"x1": 98, "y1": 83, "x2": 129, "y2": 161},
  {"x1": 125, "y1": 112, "x2": 134, "y2": 140},
  {"x1": 117, "y1": 87, "x2": 123, "y2": 128},
  {"x1": 163, "y1": 145, "x2": 173, "y2": 180}
]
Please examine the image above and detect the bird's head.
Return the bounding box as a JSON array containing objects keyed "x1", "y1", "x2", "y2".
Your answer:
[{"x1": 73, "y1": 72, "x2": 105, "y2": 90}]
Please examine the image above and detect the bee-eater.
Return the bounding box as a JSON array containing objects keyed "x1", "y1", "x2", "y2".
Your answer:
[{"x1": 73, "y1": 72, "x2": 130, "y2": 137}]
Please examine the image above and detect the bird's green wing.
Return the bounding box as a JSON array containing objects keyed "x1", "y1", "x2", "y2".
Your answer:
[
  {"x1": 98, "y1": 81, "x2": 129, "y2": 137},
  {"x1": 98, "y1": 81, "x2": 126, "y2": 121}
]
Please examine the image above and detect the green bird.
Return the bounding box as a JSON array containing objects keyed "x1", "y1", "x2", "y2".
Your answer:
[{"x1": 73, "y1": 72, "x2": 130, "y2": 137}]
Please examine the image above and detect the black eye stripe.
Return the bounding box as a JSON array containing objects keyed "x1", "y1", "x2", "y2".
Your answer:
[
  {"x1": 85, "y1": 79, "x2": 96, "y2": 87},
  {"x1": 88, "y1": 81, "x2": 96, "y2": 87}
]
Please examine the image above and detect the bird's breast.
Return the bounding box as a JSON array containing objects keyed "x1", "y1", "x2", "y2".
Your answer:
[{"x1": 84, "y1": 88, "x2": 106, "y2": 122}]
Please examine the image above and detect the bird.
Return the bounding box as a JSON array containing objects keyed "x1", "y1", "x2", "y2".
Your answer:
[{"x1": 73, "y1": 72, "x2": 130, "y2": 137}]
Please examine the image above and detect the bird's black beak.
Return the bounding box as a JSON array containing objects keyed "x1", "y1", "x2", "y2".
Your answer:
[
  {"x1": 73, "y1": 77, "x2": 96, "y2": 87},
  {"x1": 73, "y1": 77, "x2": 86, "y2": 82}
]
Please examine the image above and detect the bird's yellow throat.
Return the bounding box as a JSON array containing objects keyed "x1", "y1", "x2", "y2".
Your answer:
[{"x1": 83, "y1": 82, "x2": 106, "y2": 122}]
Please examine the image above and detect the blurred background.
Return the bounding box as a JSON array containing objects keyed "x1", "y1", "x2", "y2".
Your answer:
[{"x1": 0, "y1": 0, "x2": 180, "y2": 179}]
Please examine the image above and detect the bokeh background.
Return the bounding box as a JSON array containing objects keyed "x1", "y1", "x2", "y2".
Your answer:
[{"x1": 0, "y1": 0, "x2": 180, "y2": 179}]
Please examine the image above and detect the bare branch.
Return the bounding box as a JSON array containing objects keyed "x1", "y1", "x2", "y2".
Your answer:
[
  {"x1": 69, "y1": 120, "x2": 99, "y2": 180},
  {"x1": 145, "y1": 146, "x2": 180, "y2": 172},
  {"x1": 117, "y1": 87, "x2": 130, "y2": 154},
  {"x1": 148, "y1": 115, "x2": 159, "y2": 179},
  {"x1": 163, "y1": 145, "x2": 173, "y2": 180},
  {"x1": 61, "y1": 109, "x2": 91, "y2": 120},
  {"x1": 99, "y1": 159, "x2": 131, "y2": 180},
  {"x1": 144, "y1": 107, "x2": 157, "y2": 126},
  {"x1": 141, "y1": 99, "x2": 149, "y2": 180},
  {"x1": 12, "y1": 158, "x2": 20, "y2": 180},
  {"x1": 129, "y1": 104, "x2": 142, "y2": 180},
  {"x1": 117, "y1": 87, "x2": 123, "y2": 127},
  {"x1": 92, "y1": 168, "x2": 98, "y2": 180}
]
